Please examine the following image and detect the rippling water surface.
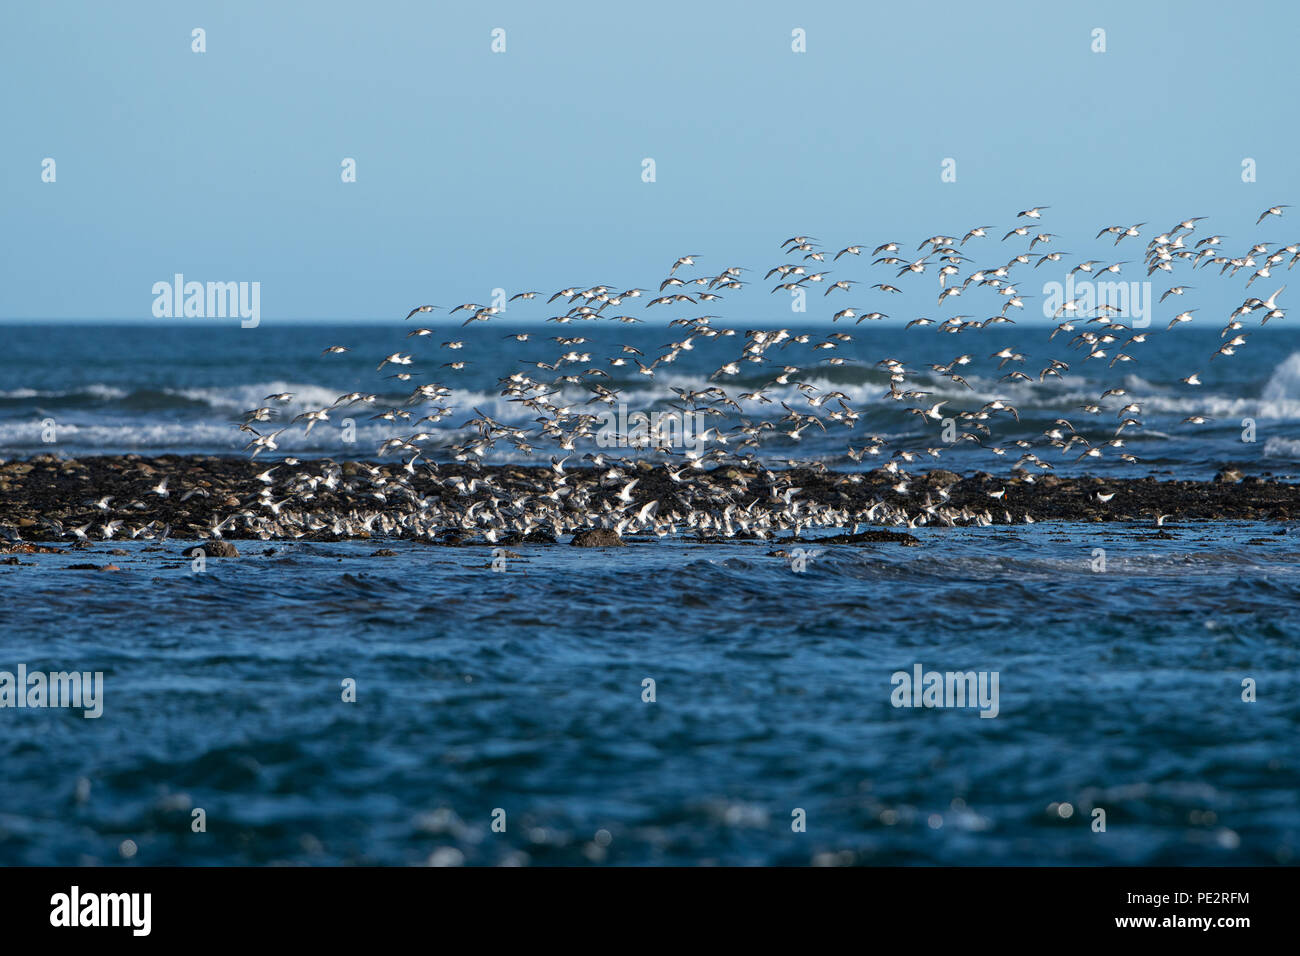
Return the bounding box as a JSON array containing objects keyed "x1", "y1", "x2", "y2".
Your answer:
[
  {"x1": 3, "y1": 522, "x2": 1297, "y2": 865},
  {"x1": 2, "y1": 322, "x2": 1299, "y2": 478}
]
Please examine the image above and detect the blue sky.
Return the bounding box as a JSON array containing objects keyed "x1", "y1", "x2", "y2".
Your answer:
[{"x1": 2, "y1": 0, "x2": 1297, "y2": 323}]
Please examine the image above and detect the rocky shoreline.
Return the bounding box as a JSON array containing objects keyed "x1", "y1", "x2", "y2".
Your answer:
[{"x1": 1, "y1": 454, "x2": 1297, "y2": 551}]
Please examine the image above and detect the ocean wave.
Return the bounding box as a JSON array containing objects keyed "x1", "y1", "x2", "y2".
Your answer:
[
  {"x1": 0, "y1": 384, "x2": 129, "y2": 402},
  {"x1": 0, "y1": 420, "x2": 433, "y2": 454},
  {"x1": 1263, "y1": 437, "x2": 1300, "y2": 459}
]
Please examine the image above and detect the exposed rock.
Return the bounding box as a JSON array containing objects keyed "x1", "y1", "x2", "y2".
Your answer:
[
  {"x1": 817, "y1": 529, "x2": 921, "y2": 546},
  {"x1": 0, "y1": 542, "x2": 65, "y2": 554},
  {"x1": 182, "y1": 541, "x2": 239, "y2": 558},
  {"x1": 1, "y1": 455, "x2": 1298, "y2": 547},
  {"x1": 923, "y1": 469, "x2": 961, "y2": 486},
  {"x1": 570, "y1": 528, "x2": 626, "y2": 548}
]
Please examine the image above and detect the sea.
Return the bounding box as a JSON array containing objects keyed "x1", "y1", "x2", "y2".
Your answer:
[
  {"x1": 1, "y1": 322, "x2": 1299, "y2": 476},
  {"x1": 0, "y1": 320, "x2": 1297, "y2": 865}
]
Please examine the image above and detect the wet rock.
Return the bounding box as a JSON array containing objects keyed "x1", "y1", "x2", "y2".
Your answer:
[
  {"x1": 570, "y1": 528, "x2": 626, "y2": 548},
  {"x1": 1, "y1": 542, "x2": 65, "y2": 554},
  {"x1": 817, "y1": 530, "x2": 921, "y2": 546},
  {"x1": 370, "y1": 548, "x2": 399, "y2": 557},
  {"x1": 503, "y1": 529, "x2": 557, "y2": 545},
  {"x1": 923, "y1": 469, "x2": 961, "y2": 486},
  {"x1": 182, "y1": 541, "x2": 239, "y2": 558},
  {"x1": 3, "y1": 454, "x2": 1300, "y2": 544}
]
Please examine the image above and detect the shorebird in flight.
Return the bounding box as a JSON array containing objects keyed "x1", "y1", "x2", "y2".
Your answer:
[{"x1": 1257, "y1": 205, "x2": 1288, "y2": 225}]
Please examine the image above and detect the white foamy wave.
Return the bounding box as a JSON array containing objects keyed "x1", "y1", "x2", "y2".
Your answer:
[
  {"x1": 1119, "y1": 391, "x2": 1300, "y2": 419},
  {"x1": 1262, "y1": 351, "x2": 1300, "y2": 408},
  {"x1": 1121, "y1": 353, "x2": 1300, "y2": 420},
  {"x1": 1263, "y1": 437, "x2": 1300, "y2": 459},
  {"x1": 0, "y1": 384, "x2": 130, "y2": 400},
  {"x1": 167, "y1": 382, "x2": 361, "y2": 413}
]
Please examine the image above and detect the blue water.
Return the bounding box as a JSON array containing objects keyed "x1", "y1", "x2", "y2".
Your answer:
[
  {"x1": 1, "y1": 522, "x2": 1298, "y2": 865},
  {"x1": 1, "y1": 322, "x2": 1299, "y2": 865}
]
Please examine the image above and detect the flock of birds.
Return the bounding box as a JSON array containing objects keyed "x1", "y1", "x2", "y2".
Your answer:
[{"x1": 56, "y1": 205, "x2": 1298, "y2": 543}]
